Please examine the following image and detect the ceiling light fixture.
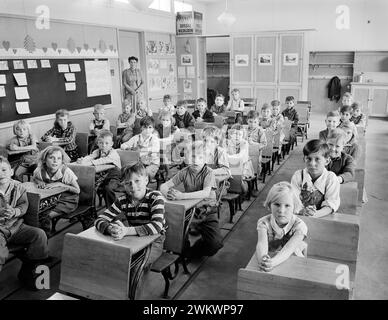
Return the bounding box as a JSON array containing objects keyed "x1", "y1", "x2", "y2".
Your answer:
[
  {"x1": 131, "y1": 0, "x2": 153, "y2": 11},
  {"x1": 217, "y1": 0, "x2": 236, "y2": 27}
]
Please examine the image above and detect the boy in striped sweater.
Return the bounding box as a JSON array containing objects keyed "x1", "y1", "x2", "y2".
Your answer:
[{"x1": 94, "y1": 162, "x2": 166, "y2": 268}]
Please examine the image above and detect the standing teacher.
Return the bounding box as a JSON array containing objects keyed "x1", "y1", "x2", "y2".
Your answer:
[{"x1": 122, "y1": 56, "x2": 144, "y2": 113}]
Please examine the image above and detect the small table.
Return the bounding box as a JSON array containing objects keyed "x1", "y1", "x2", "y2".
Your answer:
[
  {"x1": 23, "y1": 182, "x2": 68, "y2": 227},
  {"x1": 59, "y1": 227, "x2": 160, "y2": 300}
]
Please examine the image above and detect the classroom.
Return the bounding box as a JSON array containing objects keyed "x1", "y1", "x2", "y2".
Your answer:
[{"x1": 0, "y1": 0, "x2": 387, "y2": 301}]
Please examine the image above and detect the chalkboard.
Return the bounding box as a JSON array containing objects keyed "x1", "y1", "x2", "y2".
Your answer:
[{"x1": 0, "y1": 58, "x2": 111, "y2": 124}]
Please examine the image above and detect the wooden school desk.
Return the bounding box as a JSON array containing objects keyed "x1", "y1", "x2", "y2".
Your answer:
[
  {"x1": 70, "y1": 162, "x2": 116, "y2": 173},
  {"x1": 60, "y1": 227, "x2": 161, "y2": 300},
  {"x1": 23, "y1": 182, "x2": 68, "y2": 227}
]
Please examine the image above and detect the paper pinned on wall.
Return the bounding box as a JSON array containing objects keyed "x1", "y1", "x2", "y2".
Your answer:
[
  {"x1": 159, "y1": 60, "x2": 168, "y2": 69},
  {"x1": 27, "y1": 60, "x2": 38, "y2": 69},
  {"x1": 0, "y1": 61, "x2": 9, "y2": 70},
  {"x1": 84, "y1": 60, "x2": 111, "y2": 97},
  {"x1": 0, "y1": 74, "x2": 6, "y2": 84},
  {"x1": 178, "y1": 66, "x2": 186, "y2": 78},
  {"x1": 69, "y1": 64, "x2": 81, "y2": 72},
  {"x1": 186, "y1": 66, "x2": 195, "y2": 79},
  {"x1": 0, "y1": 86, "x2": 6, "y2": 97},
  {"x1": 58, "y1": 64, "x2": 69, "y2": 73},
  {"x1": 41, "y1": 60, "x2": 51, "y2": 68},
  {"x1": 13, "y1": 73, "x2": 27, "y2": 86},
  {"x1": 15, "y1": 101, "x2": 31, "y2": 114},
  {"x1": 14, "y1": 87, "x2": 30, "y2": 100},
  {"x1": 13, "y1": 60, "x2": 24, "y2": 70},
  {"x1": 64, "y1": 73, "x2": 76, "y2": 82},
  {"x1": 65, "y1": 82, "x2": 76, "y2": 91}
]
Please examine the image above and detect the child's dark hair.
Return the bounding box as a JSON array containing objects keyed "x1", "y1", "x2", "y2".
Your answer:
[
  {"x1": 196, "y1": 98, "x2": 207, "y2": 104},
  {"x1": 0, "y1": 156, "x2": 11, "y2": 169},
  {"x1": 326, "y1": 110, "x2": 340, "y2": 118},
  {"x1": 56, "y1": 109, "x2": 70, "y2": 118},
  {"x1": 285, "y1": 96, "x2": 295, "y2": 103},
  {"x1": 303, "y1": 139, "x2": 330, "y2": 158},
  {"x1": 271, "y1": 100, "x2": 281, "y2": 107},
  {"x1": 261, "y1": 103, "x2": 271, "y2": 111},
  {"x1": 215, "y1": 94, "x2": 225, "y2": 100},
  {"x1": 140, "y1": 116, "x2": 154, "y2": 128},
  {"x1": 340, "y1": 105, "x2": 352, "y2": 114},
  {"x1": 163, "y1": 94, "x2": 172, "y2": 101},
  {"x1": 351, "y1": 102, "x2": 362, "y2": 112},
  {"x1": 128, "y1": 56, "x2": 138, "y2": 63},
  {"x1": 122, "y1": 162, "x2": 147, "y2": 180},
  {"x1": 247, "y1": 110, "x2": 260, "y2": 119},
  {"x1": 177, "y1": 100, "x2": 187, "y2": 107}
]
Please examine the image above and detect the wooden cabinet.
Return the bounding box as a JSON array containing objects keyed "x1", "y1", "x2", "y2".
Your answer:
[
  {"x1": 352, "y1": 83, "x2": 388, "y2": 117},
  {"x1": 231, "y1": 31, "x2": 308, "y2": 106}
]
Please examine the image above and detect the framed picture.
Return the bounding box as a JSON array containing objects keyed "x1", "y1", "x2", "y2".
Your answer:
[
  {"x1": 181, "y1": 54, "x2": 193, "y2": 66},
  {"x1": 283, "y1": 53, "x2": 299, "y2": 66},
  {"x1": 258, "y1": 53, "x2": 273, "y2": 66},
  {"x1": 235, "y1": 54, "x2": 249, "y2": 67}
]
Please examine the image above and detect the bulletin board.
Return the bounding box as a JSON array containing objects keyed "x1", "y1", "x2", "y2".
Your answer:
[{"x1": 0, "y1": 58, "x2": 111, "y2": 124}]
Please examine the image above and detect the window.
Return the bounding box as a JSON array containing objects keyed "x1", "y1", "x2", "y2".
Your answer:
[
  {"x1": 149, "y1": 0, "x2": 171, "y2": 12},
  {"x1": 174, "y1": 1, "x2": 192, "y2": 13}
]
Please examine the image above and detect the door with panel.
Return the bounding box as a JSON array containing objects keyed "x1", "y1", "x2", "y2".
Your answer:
[
  {"x1": 371, "y1": 88, "x2": 388, "y2": 116},
  {"x1": 279, "y1": 33, "x2": 303, "y2": 86},
  {"x1": 255, "y1": 87, "x2": 277, "y2": 109},
  {"x1": 231, "y1": 36, "x2": 254, "y2": 85},
  {"x1": 197, "y1": 37, "x2": 207, "y2": 100},
  {"x1": 352, "y1": 86, "x2": 370, "y2": 114}
]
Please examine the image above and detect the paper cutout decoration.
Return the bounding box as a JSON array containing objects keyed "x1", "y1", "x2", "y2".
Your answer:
[
  {"x1": 69, "y1": 64, "x2": 81, "y2": 72},
  {"x1": 0, "y1": 61, "x2": 9, "y2": 70},
  {"x1": 64, "y1": 73, "x2": 75, "y2": 82},
  {"x1": 0, "y1": 74, "x2": 6, "y2": 84},
  {"x1": 58, "y1": 64, "x2": 69, "y2": 73},
  {"x1": 41, "y1": 60, "x2": 51, "y2": 68},
  {"x1": 24, "y1": 35, "x2": 36, "y2": 53},
  {"x1": 99, "y1": 40, "x2": 107, "y2": 53},
  {"x1": 2, "y1": 41, "x2": 10, "y2": 51},
  {"x1": 51, "y1": 42, "x2": 58, "y2": 51},
  {"x1": 27, "y1": 60, "x2": 38, "y2": 69},
  {"x1": 67, "y1": 38, "x2": 76, "y2": 54},
  {"x1": 13, "y1": 60, "x2": 24, "y2": 70},
  {"x1": 13, "y1": 73, "x2": 27, "y2": 86},
  {"x1": 65, "y1": 82, "x2": 76, "y2": 91},
  {"x1": 14, "y1": 87, "x2": 30, "y2": 100},
  {"x1": 0, "y1": 86, "x2": 5, "y2": 97},
  {"x1": 16, "y1": 101, "x2": 31, "y2": 114}
]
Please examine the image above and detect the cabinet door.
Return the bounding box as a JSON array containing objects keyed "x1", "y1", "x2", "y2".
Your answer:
[
  {"x1": 197, "y1": 37, "x2": 207, "y2": 99},
  {"x1": 371, "y1": 88, "x2": 388, "y2": 116},
  {"x1": 352, "y1": 87, "x2": 370, "y2": 114},
  {"x1": 233, "y1": 86, "x2": 253, "y2": 99},
  {"x1": 231, "y1": 36, "x2": 253, "y2": 83},
  {"x1": 255, "y1": 87, "x2": 277, "y2": 108},
  {"x1": 279, "y1": 34, "x2": 303, "y2": 85},
  {"x1": 255, "y1": 35, "x2": 277, "y2": 84}
]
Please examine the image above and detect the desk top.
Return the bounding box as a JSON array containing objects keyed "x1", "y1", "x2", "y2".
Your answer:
[
  {"x1": 7, "y1": 149, "x2": 33, "y2": 156},
  {"x1": 164, "y1": 198, "x2": 202, "y2": 212},
  {"x1": 23, "y1": 182, "x2": 68, "y2": 199},
  {"x1": 71, "y1": 163, "x2": 115, "y2": 173},
  {"x1": 77, "y1": 227, "x2": 160, "y2": 254}
]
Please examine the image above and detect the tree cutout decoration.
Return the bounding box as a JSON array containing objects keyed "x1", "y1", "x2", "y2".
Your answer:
[
  {"x1": 42, "y1": 47, "x2": 48, "y2": 53},
  {"x1": 67, "y1": 38, "x2": 76, "y2": 53},
  {"x1": 93, "y1": 48, "x2": 97, "y2": 53},
  {"x1": 58, "y1": 49, "x2": 62, "y2": 54},
  {"x1": 99, "y1": 40, "x2": 107, "y2": 53},
  {"x1": 84, "y1": 44, "x2": 89, "y2": 51},
  {"x1": 2, "y1": 41, "x2": 10, "y2": 51},
  {"x1": 13, "y1": 49, "x2": 17, "y2": 54},
  {"x1": 76, "y1": 47, "x2": 82, "y2": 53},
  {"x1": 52, "y1": 42, "x2": 58, "y2": 51},
  {"x1": 24, "y1": 35, "x2": 36, "y2": 53},
  {"x1": 109, "y1": 44, "x2": 114, "y2": 51}
]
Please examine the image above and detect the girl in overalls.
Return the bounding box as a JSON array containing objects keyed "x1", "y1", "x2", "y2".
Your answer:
[
  {"x1": 33, "y1": 146, "x2": 80, "y2": 234},
  {"x1": 291, "y1": 139, "x2": 340, "y2": 218}
]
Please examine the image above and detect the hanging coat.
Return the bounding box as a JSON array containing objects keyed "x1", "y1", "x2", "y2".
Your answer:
[{"x1": 328, "y1": 76, "x2": 341, "y2": 102}]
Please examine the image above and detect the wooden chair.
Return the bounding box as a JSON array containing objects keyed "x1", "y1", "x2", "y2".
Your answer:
[
  {"x1": 281, "y1": 119, "x2": 293, "y2": 158},
  {"x1": 272, "y1": 130, "x2": 282, "y2": 171},
  {"x1": 75, "y1": 132, "x2": 89, "y2": 157},
  {"x1": 242, "y1": 98, "x2": 257, "y2": 114},
  {"x1": 237, "y1": 254, "x2": 350, "y2": 300},
  {"x1": 296, "y1": 100, "x2": 312, "y2": 128},
  {"x1": 294, "y1": 103, "x2": 309, "y2": 141},
  {"x1": 116, "y1": 149, "x2": 140, "y2": 168},
  {"x1": 260, "y1": 129, "x2": 274, "y2": 183},
  {"x1": 151, "y1": 202, "x2": 196, "y2": 298},
  {"x1": 0, "y1": 145, "x2": 7, "y2": 157}
]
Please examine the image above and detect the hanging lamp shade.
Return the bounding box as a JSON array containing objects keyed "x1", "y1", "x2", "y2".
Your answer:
[
  {"x1": 131, "y1": 0, "x2": 153, "y2": 11},
  {"x1": 217, "y1": 11, "x2": 236, "y2": 27}
]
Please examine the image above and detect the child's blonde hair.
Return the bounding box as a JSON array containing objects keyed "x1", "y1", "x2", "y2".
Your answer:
[
  {"x1": 39, "y1": 146, "x2": 70, "y2": 167},
  {"x1": 158, "y1": 110, "x2": 175, "y2": 126},
  {"x1": 122, "y1": 99, "x2": 131, "y2": 110},
  {"x1": 97, "y1": 130, "x2": 114, "y2": 142},
  {"x1": 327, "y1": 128, "x2": 347, "y2": 143},
  {"x1": 0, "y1": 156, "x2": 11, "y2": 169},
  {"x1": 231, "y1": 88, "x2": 240, "y2": 94},
  {"x1": 201, "y1": 126, "x2": 222, "y2": 144},
  {"x1": 93, "y1": 104, "x2": 105, "y2": 113},
  {"x1": 56, "y1": 109, "x2": 70, "y2": 118},
  {"x1": 13, "y1": 119, "x2": 32, "y2": 136},
  {"x1": 264, "y1": 181, "x2": 303, "y2": 214},
  {"x1": 261, "y1": 103, "x2": 271, "y2": 111}
]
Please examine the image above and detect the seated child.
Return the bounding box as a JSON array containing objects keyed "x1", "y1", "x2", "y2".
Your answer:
[
  {"x1": 33, "y1": 146, "x2": 80, "y2": 233},
  {"x1": 155, "y1": 111, "x2": 180, "y2": 166},
  {"x1": 281, "y1": 96, "x2": 299, "y2": 144},
  {"x1": 338, "y1": 105, "x2": 358, "y2": 140},
  {"x1": 271, "y1": 100, "x2": 285, "y2": 133},
  {"x1": 291, "y1": 140, "x2": 340, "y2": 218},
  {"x1": 350, "y1": 102, "x2": 366, "y2": 127},
  {"x1": 173, "y1": 100, "x2": 195, "y2": 131},
  {"x1": 77, "y1": 130, "x2": 121, "y2": 205},
  {"x1": 319, "y1": 111, "x2": 340, "y2": 142},
  {"x1": 88, "y1": 104, "x2": 111, "y2": 153},
  {"x1": 192, "y1": 98, "x2": 215, "y2": 123},
  {"x1": 340, "y1": 123, "x2": 361, "y2": 161},
  {"x1": 326, "y1": 129, "x2": 356, "y2": 184},
  {"x1": 7, "y1": 120, "x2": 39, "y2": 182},
  {"x1": 121, "y1": 116, "x2": 160, "y2": 180},
  {"x1": 246, "y1": 111, "x2": 267, "y2": 176},
  {"x1": 259, "y1": 103, "x2": 275, "y2": 130},
  {"x1": 116, "y1": 99, "x2": 135, "y2": 144},
  {"x1": 341, "y1": 92, "x2": 353, "y2": 108},
  {"x1": 0, "y1": 156, "x2": 49, "y2": 289},
  {"x1": 159, "y1": 94, "x2": 176, "y2": 115},
  {"x1": 226, "y1": 89, "x2": 244, "y2": 124},
  {"x1": 160, "y1": 141, "x2": 223, "y2": 259},
  {"x1": 256, "y1": 182, "x2": 307, "y2": 272},
  {"x1": 210, "y1": 94, "x2": 226, "y2": 115},
  {"x1": 94, "y1": 163, "x2": 166, "y2": 270},
  {"x1": 41, "y1": 109, "x2": 80, "y2": 162}
]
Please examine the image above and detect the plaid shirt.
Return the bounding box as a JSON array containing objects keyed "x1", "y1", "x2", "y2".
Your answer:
[{"x1": 41, "y1": 121, "x2": 77, "y2": 152}]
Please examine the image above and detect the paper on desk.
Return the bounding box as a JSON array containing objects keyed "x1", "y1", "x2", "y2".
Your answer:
[
  {"x1": 58, "y1": 64, "x2": 69, "y2": 73},
  {"x1": 14, "y1": 86, "x2": 30, "y2": 100},
  {"x1": 13, "y1": 60, "x2": 24, "y2": 70},
  {"x1": 64, "y1": 73, "x2": 75, "y2": 82},
  {"x1": 13, "y1": 73, "x2": 27, "y2": 86},
  {"x1": 69, "y1": 64, "x2": 81, "y2": 72},
  {"x1": 15, "y1": 101, "x2": 31, "y2": 114},
  {"x1": 65, "y1": 82, "x2": 76, "y2": 91},
  {"x1": 0, "y1": 61, "x2": 8, "y2": 71},
  {"x1": 27, "y1": 60, "x2": 38, "y2": 69},
  {"x1": 0, "y1": 85, "x2": 5, "y2": 97},
  {"x1": 0, "y1": 74, "x2": 6, "y2": 84},
  {"x1": 41, "y1": 60, "x2": 51, "y2": 68}
]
